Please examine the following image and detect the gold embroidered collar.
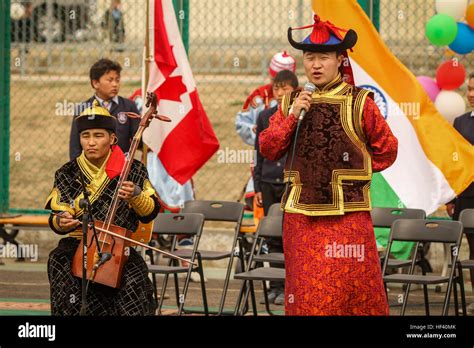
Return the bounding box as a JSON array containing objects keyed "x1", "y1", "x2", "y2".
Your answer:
[
  {"x1": 75, "y1": 150, "x2": 112, "y2": 213},
  {"x1": 77, "y1": 150, "x2": 111, "y2": 181},
  {"x1": 314, "y1": 73, "x2": 343, "y2": 93}
]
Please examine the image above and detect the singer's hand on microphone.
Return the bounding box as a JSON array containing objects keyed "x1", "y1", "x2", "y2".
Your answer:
[{"x1": 291, "y1": 90, "x2": 312, "y2": 119}]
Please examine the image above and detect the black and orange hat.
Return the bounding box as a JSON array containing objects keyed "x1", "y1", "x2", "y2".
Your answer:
[{"x1": 75, "y1": 100, "x2": 117, "y2": 133}]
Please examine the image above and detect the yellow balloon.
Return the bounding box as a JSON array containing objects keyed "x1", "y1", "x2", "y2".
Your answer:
[{"x1": 444, "y1": 48, "x2": 456, "y2": 58}]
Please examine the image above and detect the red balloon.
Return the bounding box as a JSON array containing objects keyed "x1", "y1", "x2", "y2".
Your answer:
[{"x1": 436, "y1": 60, "x2": 466, "y2": 90}]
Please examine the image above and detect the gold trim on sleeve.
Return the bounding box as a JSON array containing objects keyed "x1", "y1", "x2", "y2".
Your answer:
[
  {"x1": 281, "y1": 91, "x2": 298, "y2": 118},
  {"x1": 129, "y1": 191, "x2": 155, "y2": 217},
  {"x1": 141, "y1": 179, "x2": 157, "y2": 197},
  {"x1": 45, "y1": 188, "x2": 75, "y2": 215}
]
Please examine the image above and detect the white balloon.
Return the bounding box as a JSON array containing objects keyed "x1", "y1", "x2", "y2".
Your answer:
[
  {"x1": 10, "y1": 3, "x2": 25, "y2": 21},
  {"x1": 434, "y1": 90, "x2": 466, "y2": 123},
  {"x1": 435, "y1": 0, "x2": 469, "y2": 20}
]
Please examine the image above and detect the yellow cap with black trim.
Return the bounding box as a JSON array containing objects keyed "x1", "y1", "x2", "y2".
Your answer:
[{"x1": 76, "y1": 100, "x2": 117, "y2": 133}]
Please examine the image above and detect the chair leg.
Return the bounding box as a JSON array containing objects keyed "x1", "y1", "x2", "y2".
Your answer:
[
  {"x1": 453, "y1": 279, "x2": 459, "y2": 316},
  {"x1": 236, "y1": 240, "x2": 250, "y2": 313},
  {"x1": 217, "y1": 249, "x2": 237, "y2": 315},
  {"x1": 262, "y1": 280, "x2": 270, "y2": 315},
  {"x1": 178, "y1": 261, "x2": 197, "y2": 316},
  {"x1": 241, "y1": 302, "x2": 249, "y2": 315},
  {"x1": 262, "y1": 280, "x2": 277, "y2": 316},
  {"x1": 234, "y1": 271, "x2": 255, "y2": 315},
  {"x1": 442, "y1": 284, "x2": 452, "y2": 316},
  {"x1": 240, "y1": 279, "x2": 253, "y2": 316},
  {"x1": 233, "y1": 279, "x2": 246, "y2": 316},
  {"x1": 233, "y1": 240, "x2": 248, "y2": 316},
  {"x1": 242, "y1": 283, "x2": 251, "y2": 315},
  {"x1": 237, "y1": 237, "x2": 247, "y2": 272},
  {"x1": 218, "y1": 237, "x2": 248, "y2": 316},
  {"x1": 422, "y1": 284, "x2": 430, "y2": 316},
  {"x1": 151, "y1": 274, "x2": 159, "y2": 305},
  {"x1": 442, "y1": 279, "x2": 455, "y2": 316},
  {"x1": 196, "y1": 254, "x2": 209, "y2": 316},
  {"x1": 156, "y1": 273, "x2": 170, "y2": 315},
  {"x1": 249, "y1": 280, "x2": 258, "y2": 316},
  {"x1": 168, "y1": 259, "x2": 180, "y2": 309},
  {"x1": 173, "y1": 272, "x2": 181, "y2": 309},
  {"x1": 401, "y1": 283, "x2": 412, "y2": 316},
  {"x1": 443, "y1": 250, "x2": 461, "y2": 316},
  {"x1": 179, "y1": 256, "x2": 209, "y2": 316},
  {"x1": 148, "y1": 250, "x2": 159, "y2": 304},
  {"x1": 457, "y1": 263, "x2": 467, "y2": 316}
]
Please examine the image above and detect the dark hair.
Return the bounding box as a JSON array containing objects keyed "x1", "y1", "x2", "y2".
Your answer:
[
  {"x1": 273, "y1": 70, "x2": 299, "y2": 89},
  {"x1": 470, "y1": 72, "x2": 474, "y2": 80},
  {"x1": 89, "y1": 58, "x2": 122, "y2": 82}
]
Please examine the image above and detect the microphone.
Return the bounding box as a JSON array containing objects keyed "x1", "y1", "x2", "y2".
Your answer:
[
  {"x1": 92, "y1": 252, "x2": 112, "y2": 271},
  {"x1": 89, "y1": 252, "x2": 112, "y2": 283},
  {"x1": 297, "y1": 82, "x2": 317, "y2": 126}
]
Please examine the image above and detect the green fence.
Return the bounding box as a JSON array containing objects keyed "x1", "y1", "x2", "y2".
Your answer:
[
  {"x1": 0, "y1": 0, "x2": 11, "y2": 213},
  {"x1": 1, "y1": 0, "x2": 473, "y2": 214}
]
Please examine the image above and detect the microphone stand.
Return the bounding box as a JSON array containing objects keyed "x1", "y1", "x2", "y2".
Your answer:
[
  {"x1": 78, "y1": 198, "x2": 90, "y2": 316},
  {"x1": 77, "y1": 170, "x2": 104, "y2": 316}
]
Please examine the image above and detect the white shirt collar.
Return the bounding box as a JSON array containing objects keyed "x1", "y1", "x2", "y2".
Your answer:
[{"x1": 94, "y1": 95, "x2": 119, "y2": 108}]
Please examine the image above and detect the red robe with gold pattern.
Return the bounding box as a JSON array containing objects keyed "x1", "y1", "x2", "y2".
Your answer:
[
  {"x1": 242, "y1": 83, "x2": 274, "y2": 111},
  {"x1": 259, "y1": 78, "x2": 398, "y2": 316}
]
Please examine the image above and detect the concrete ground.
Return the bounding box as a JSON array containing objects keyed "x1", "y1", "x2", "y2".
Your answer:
[{"x1": 0, "y1": 258, "x2": 472, "y2": 316}]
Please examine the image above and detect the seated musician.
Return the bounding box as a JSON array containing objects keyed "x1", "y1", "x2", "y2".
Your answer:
[{"x1": 45, "y1": 101, "x2": 160, "y2": 315}]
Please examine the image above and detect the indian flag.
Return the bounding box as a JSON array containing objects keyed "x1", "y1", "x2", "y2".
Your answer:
[{"x1": 313, "y1": 0, "x2": 473, "y2": 217}]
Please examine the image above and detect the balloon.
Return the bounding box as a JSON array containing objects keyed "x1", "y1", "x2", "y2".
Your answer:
[
  {"x1": 425, "y1": 14, "x2": 458, "y2": 46},
  {"x1": 435, "y1": 0, "x2": 468, "y2": 21},
  {"x1": 434, "y1": 90, "x2": 466, "y2": 123},
  {"x1": 436, "y1": 60, "x2": 466, "y2": 90},
  {"x1": 448, "y1": 22, "x2": 474, "y2": 54},
  {"x1": 467, "y1": 3, "x2": 474, "y2": 29},
  {"x1": 416, "y1": 76, "x2": 441, "y2": 101},
  {"x1": 10, "y1": 3, "x2": 25, "y2": 20}
]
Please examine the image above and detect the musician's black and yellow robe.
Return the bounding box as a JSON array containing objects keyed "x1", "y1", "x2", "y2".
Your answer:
[{"x1": 45, "y1": 146, "x2": 160, "y2": 315}]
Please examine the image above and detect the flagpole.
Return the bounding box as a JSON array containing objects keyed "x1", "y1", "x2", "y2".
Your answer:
[{"x1": 141, "y1": 0, "x2": 151, "y2": 165}]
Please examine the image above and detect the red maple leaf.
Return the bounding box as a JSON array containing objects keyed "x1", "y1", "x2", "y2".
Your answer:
[{"x1": 155, "y1": 75, "x2": 187, "y2": 102}]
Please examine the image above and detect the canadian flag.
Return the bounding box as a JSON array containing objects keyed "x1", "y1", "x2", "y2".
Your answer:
[{"x1": 143, "y1": 0, "x2": 219, "y2": 185}]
